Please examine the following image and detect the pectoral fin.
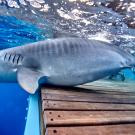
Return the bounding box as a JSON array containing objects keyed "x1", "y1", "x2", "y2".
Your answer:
[{"x1": 17, "y1": 67, "x2": 45, "y2": 94}]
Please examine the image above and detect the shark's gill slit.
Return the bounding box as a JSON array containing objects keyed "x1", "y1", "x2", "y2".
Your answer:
[
  {"x1": 4, "y1": 53, "x2": 7, "y2": 61},
  {"x1": 16, "y1": 55, "x2": 20, "y2": 64},
  {"x1": 16, "y1": 54, "x2": 23, "y2": 65},
  {"x1": 8, "y1": 54, "x2": 11, "y2": 62},
  {"x1": 20, "y1": 55, "x2": 24, "y2": 62},
  {"x1": 12, "y1": 54, "x2": 16, "y2": 64}
]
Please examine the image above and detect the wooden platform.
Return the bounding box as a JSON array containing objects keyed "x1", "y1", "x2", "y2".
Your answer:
[{"x1": 41, "y1": 82, "x2": 135, "y2": 135}]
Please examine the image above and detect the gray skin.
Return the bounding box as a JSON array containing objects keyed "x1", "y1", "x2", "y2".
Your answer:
[{"x1": 0, "y1": 38, "x2": 134, "y2": 94}]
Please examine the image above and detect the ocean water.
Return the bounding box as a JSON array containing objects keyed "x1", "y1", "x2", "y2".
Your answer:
[
  {"x1": 0, "y1": 0, "x2": 135, "y2": 135},
  {"x1": 0, "y1": 16, "x2": 49, "y2": 135}
]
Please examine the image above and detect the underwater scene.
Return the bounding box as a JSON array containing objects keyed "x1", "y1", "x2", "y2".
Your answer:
[{"x1": 0, "y1": 0, "x2": 135, "y2": 135}]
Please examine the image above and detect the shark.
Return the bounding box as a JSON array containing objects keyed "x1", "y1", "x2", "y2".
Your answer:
[{"x1": 0, "y1": 37, "x2": 134, "y2": 94}]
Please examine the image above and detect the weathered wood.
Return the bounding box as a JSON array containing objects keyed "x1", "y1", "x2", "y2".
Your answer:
[
  {"x1": 42, "y1": 93, "x2": 135, "y2": 104},
  {"x1": 41, "y1": 86, "x2": 135, "y2": 96},
  {"x1": 41, "y1": 86, "x2": 135, "y2": 104},
  {"x1": 83, "y1": 80, "x2": 135, "y2": 92},
  {"x1": 44, "y1": 111, "x2": 135, "y2": 126},
  {"x1": 82, "y1": 85, "x2": 135, "y2": 93},
  {"x1": 39, "y1": 94, "x2": 45, "y2": 135},
  {"x1": 46, "y1": 124, "x2": 135, "y2": 135},
  {"x1": 43, "y1": 100, "x2": 135, "y2": 111},
  {"x1": 41, "y1": 84, "x2": 135, "y2": 135}
]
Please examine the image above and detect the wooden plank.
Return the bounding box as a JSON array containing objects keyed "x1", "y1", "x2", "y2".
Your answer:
[
  {"x1": 41, "y1": 86, "x2": 135, "y2": 104},
  {"x1": 46, "y1": 124, "x2": 135, "y2": 135},
  {"x1": 41, "y1": 85, "x2": 135, "y2": 135},
  {"x1": 42, "y1": 93, "x2": 135, "y2": 104},
  {"x1": 82, "y1": 85, "x2": 135, "y2": 93},
  {"x1": 41, "y1": 87, "x2": 135, "y2": 96},
  {"x1": 84, "y1": 80, "x2": 135, "y2": 93},
  {"x1": 43, "y1": 100, "x2": 135, "y2": 111},
  {"x1": 44, "y1": 111, "x2": 135, "y2": 126},
  {"x1": 39, "y1": 94, "x2": 45, "y2": 135}
]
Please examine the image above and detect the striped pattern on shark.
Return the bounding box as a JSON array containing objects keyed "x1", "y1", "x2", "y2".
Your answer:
[{"x1": 0, "y1": 38, "x2": 134, "y2": 94}]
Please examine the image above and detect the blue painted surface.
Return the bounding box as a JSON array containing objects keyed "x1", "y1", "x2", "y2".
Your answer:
[
  {"x1": 24, "y1": 93, "x2": 40, "y2": 135},
  {"x1": 0, "y1": 16, "x2": 49, "y2": 135}
]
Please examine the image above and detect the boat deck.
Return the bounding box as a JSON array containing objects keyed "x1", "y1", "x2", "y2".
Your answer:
[{"x1": 41, "y1": 81, "x2": 135, "y2": 135}]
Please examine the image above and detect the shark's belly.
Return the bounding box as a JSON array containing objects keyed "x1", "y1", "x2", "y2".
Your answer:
[
  {"x1": 47, "y1": 67, "x2": 120, "y2": 86},
  {"x1": 35, "y1": 41, "x2": 125, "y2": 86},
  {"x1": 45, "y1": 55, "x2": 121, "y2": 86}
]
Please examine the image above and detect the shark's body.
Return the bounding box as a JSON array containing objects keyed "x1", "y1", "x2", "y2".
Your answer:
[{"x1": 0, "y1": 38, "x2": 134, "y2": 94}]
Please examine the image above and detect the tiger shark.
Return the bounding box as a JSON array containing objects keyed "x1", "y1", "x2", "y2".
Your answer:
[{"x1": 0, "y1": 37, "x2": 134, "y2": 94}]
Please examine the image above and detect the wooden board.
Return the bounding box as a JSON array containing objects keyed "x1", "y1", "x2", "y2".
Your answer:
[
  {"x1": 42, "y1": 86, "x2": 135, "y2": 96},
  {"x1": 43, "y1": 100, "x2": 135, "y2": 111},
  {"x1": 46, "y1": 124, "x2": 135, "y2": 135},
  {"x1": 83, "y1": 80, "x2": 135, "y2": 93},
  {"x1": 44, "y1": 111, "x2": 135, "y2": 126},
  {"x1": 41, "y1": 87, "x2": 135, "y2": 104},
  {"x1": 42, "y1": 93, "x2": 135, "y2": 104},
  {"x1": 41, "y1": 85, "x2": 135, "y2": 135}
]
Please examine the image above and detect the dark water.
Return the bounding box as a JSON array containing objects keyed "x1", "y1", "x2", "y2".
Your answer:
[
  {"x1": 0, "y1": 0, "x2": 135, "y2": 135},
  {"x1": 0, "y1": 83, "x2": 28, "y2": 135}
]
